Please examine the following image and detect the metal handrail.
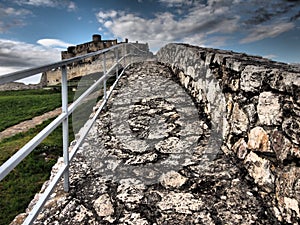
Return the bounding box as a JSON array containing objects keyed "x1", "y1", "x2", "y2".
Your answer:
[
  {"x1": 0, "y1": 42, "x2": 149, "y2": 224},
  {"x1": 0, "y1": 44, "x2": 120, "y2": 85}
]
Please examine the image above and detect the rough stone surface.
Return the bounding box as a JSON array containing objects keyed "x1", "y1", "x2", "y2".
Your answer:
[
  {"x1": 247, "y1": 126, "x2": 271, "y2": 153},
  {"x1": 13, "y1": 62, "x2": 281, "y2": 225},
  {"x1": 159, "y1": 171, "x2": 187, "y2": 189},
  {"x1": 93, "y1": 194, "x2": 114, "y2": 217},
  {"x1": 12, "y1": 43, "x2": 300, "y2": 224},
  {"x1": 257, "y1": 92, "x2": 282, "y2": 125},
  {"x1": 157, "y1": 43, "x2": 300, "y2": 223},
  {"x1": 244, "y1": 151, "x2": 275, "y2": 193}
]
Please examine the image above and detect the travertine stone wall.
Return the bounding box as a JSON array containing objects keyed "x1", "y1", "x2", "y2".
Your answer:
[
  {"x1": 44, "y1": 43, "x2": 150, "y2": 86},
  {"x1": 157, "y1": 43, "x2": 300, "y2": 224}
]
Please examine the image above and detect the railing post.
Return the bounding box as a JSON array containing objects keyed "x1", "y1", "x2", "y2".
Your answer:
[
  {"x1": 61, "y1": 65, "x2": 69, "y2": 192},
  {"x1": 103, "y1": 53, "x2": 107, "y2": 100},
  {"x1": 115, "y1": 48, "x2": 119, "y2": 78},
  {"x1": 123, "y1": 44, "x2": 126, "y2": 66}
]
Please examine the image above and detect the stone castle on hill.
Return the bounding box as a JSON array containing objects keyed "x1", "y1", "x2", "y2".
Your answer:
[
  {"x1": 61, "y1": 34, "x2": 126, "y2": 60},
  {"x1": 42, "y1": 34, "x2": 149, "y2": 86}
]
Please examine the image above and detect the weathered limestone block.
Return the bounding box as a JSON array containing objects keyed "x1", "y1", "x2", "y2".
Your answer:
[
  {"x1": 244, "y1": 151, "x2": 274, "y2": 193},
  {"x1": 119, "y1": 212, "x2": 149, "y2": 225},
  {"x1": 247, "y1": 127, "x2": 271, "y2": 153},
  {"x1": 159, "y1": 171, "x2": 188, "y2": 189},
  {"x1": 232, "y1": 138, "x2": 248, "y2": 159},
  {"x1": 156, "y1": 43, "x2": 300, "y2": 222},
  {"x1": 243, "y1": 104, "x2": 257, "y2": 125},
  {"x1": 205, "y1": 52, "x2": 214, "y2": 67},
  {"x1": 275, "y1": 166, "x2": 300, "y2": 223},
  {"x1": 187, "y1": 66, "x2": 195, "y2": 79},
  {"x1": 73, "y1": 205, "x2": 93, "y2": 223},
  {"x1": 93, "y1": 194, "x2": 114, "y2": 217},
  {"x1": 270, "y1": 130, "x2": 293, "y2": 162},
  {"x1": 116, "y1": 178, "x2": 146, "y2": 204},
  {"x1": 230, "y1": 103, "x2": 249, "y2": 134},
  {"x1": 240, "y1": 65, "x2": 266, "y2": 92},
  {"x1": 178, "y1": 71, "x2": 186, "y2": 85},
  {"x1": 155, "y1": 137, "x2": 184, "y2": 153},
  {"x1": 282, "y1": 117, "x2": 300, "y2": 145},
  {"x1": 257, "y1": 92, "x2": 282, "y2": 125},
  {"x1": 184, "y1": 75, "x2": 191, "y2": 89},
  {"x1": 157, "y1": 192, "x2": 203, "y2": 214},
  {"x1": 269, "y1": 71, "x2": 300, "y2": 93},
  {"x1": 225, "y1": 57, "x2": 244, "y2": 72}
]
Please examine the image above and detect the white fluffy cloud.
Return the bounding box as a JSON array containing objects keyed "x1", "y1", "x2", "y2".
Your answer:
[
  {"x1": 158, "y1": 0, "x2": 192, "y2": 7},
  {"x1": 97, "y1": 0, "x2": 298, "y2": 50},
  {"x1": 0, "y1": 39, "x2": 62, "y2": 83},
  {"x1": 37, "y1": 39, "x2": 73, "y2": 49},
  {"x1": 96, "y1": 3, "x2": 239, "y2": 50},
  {"x1": 13, "y1": 0, "x2": 76, "y2": 8}
]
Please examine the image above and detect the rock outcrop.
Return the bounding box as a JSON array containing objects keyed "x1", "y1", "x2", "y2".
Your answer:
[
  {"x1": 11, "y1": 62, "x2": 280, "y2": 225},
  {"x1": 157, "y1": 43, "x2": 300, "y2": 224}
]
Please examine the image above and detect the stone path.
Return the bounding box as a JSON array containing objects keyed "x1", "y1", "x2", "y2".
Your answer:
[
  {"x1": 0, "y1": 107, "x2": 62, "y2": 141},
  {"x1": 23, "y1": 62, "x2": 280, "y2": 225}
]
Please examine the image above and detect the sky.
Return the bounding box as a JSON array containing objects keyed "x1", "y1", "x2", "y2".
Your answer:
[{"x1": 0, "y1": 0, "x2": 300, "y2": 83}]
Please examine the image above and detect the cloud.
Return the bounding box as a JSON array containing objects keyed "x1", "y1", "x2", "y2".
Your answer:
[
  {"x1": 12, "y1": 0, "x2": 77, "y2": 9},
  {"x1": 95, "y1": 0, "x2": 299, "y2": 50},
  {"x1": 96, "y1": 10, "x2": 118, "y2": 23},
  {"x1": 96, "y1": 3, "x2": 239, "y2": 50},
  {"x1": 0, "y1": 4, "x2": 31, "y2": 32},
  {"x1": 0, "y1": 5, "x2": 31, "y2": 16},
  {"x1": 67, "y1": 1, "x2": 76, "y2": 11},
  {"x1": 263, "y1": 54, "x2": 278, "y2": 60},
  {"x1": 158, "y1": 0, "x2": 193, "y2": 7},
  {"x1": 37, "y1": 39, "x2": 73, "y2": 49},
  {"x1": 0, "y1": 39, "x2": 61, "y2": 78},
  {"x1": 240, "y1": 22, "x2": 295, "y2": 43}
]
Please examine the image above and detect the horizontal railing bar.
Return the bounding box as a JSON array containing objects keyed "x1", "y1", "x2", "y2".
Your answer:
[
  {"x1": 127, "y1": 43, "x2": 149, "y2": 53},
  {"x1": 69, "y1": 64, "x2": 130, "y2": 162},
  {"x1": 24, "y1": 62, "x2": 131, "y2": 225},
  {"x1": 68, "y1": 54, "x2": 129, "y2": 114},
  {"x1": 0, "y1": 113, "x2": 67, "y2": 181},
  {"x1": 0, "y1": 43, "x2": 149, "y2": 224},
  {"x1": 0, "y1": 44, "x2": 122, "y2": 85},
  {"x1": 0, "y1": 53, "x2": 131, "y2": 182}
]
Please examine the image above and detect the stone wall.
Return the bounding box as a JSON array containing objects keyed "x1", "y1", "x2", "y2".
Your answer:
[
  {"x1": 157, "y1": 43, "x2": 300, "y2": 224},
  {"x1": 44, "y1": 43, "x2": 150, "y2": 86},
  {"x1": 61, "y1": 34, "x2": 118, "y2": 60},
  {"x1": 0, "y1": 82, "x2": 43, "y2": 91}
]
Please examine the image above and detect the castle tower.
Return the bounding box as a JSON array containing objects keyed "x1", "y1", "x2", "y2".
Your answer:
[{"x1": 92, "y1": 34, "x2": 101, "y2": 42}]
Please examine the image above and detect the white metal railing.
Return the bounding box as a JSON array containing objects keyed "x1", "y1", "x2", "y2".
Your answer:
[{"x1": 0, "y1": 42, "x2": 150, "y2": 224}]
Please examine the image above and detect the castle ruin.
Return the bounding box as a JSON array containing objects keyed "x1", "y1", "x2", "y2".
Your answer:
[{"x1": 42, "y1": 34, "x2": 147, "y2": 86}]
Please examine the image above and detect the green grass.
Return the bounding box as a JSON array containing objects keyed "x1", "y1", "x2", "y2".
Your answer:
[
  {"x1": 0, "y1": 119, "x2": 75, "y2": 225},
  {"x1": 0, "y1": 76, "x2": 117, "y2": 224},
  {"x1": 0, "y1": 88, "x2": 75, "y2": 225},
  {"x1": 0, "y1": 89, "x2": 75, "y2": 132}
]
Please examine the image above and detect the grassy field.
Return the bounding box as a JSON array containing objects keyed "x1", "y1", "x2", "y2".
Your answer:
[
  {"x1": 0, "y1": 89, "x2": 75, "y2": 132},
  {"x1": 0, "y1": 89, "x2": 75, "y2": 225},
  {"x1": 0, "y1": 75, "x2": 116, "y2": 225},
  {"x1": 0, "y1": 119, "x2": 75, "y2": 225}
]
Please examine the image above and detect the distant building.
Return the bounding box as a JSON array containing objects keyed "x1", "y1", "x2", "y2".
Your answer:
[
  {"x1": 61, "y1": 34, "x2": 126, "y2": 60},
  {"x1": 42, "y1": 34, "x2": 138, "y2": 86}
]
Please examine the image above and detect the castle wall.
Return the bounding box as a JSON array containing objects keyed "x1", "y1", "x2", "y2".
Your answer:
[
  {"x1": 157, "y1": 43, "x2": 300, "y2": 223},
  {"x1": 45, "y1": 43, "x2": 150, "y2": 86}
]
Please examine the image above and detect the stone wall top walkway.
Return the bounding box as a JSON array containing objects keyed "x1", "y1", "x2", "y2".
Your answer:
[{"x1": 13, "y1": 62, "x2": 280, "y2": 225}]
